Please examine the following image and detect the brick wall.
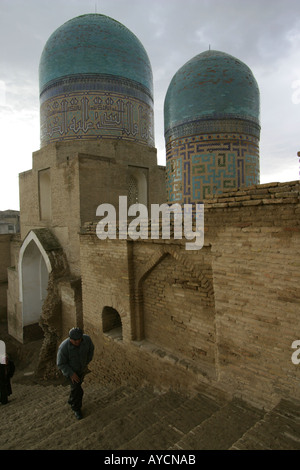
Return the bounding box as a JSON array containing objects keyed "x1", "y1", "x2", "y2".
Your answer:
[
  {"x1": 80, "y1": 180, "x2": 300, "y2": 408},
  {"x1": 206, "y1": 181, "x2": 300, "y2": 406}
]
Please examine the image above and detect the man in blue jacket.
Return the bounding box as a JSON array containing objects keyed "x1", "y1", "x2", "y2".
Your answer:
[{"x1": 57, "y1": 327, "x2": 94, "y2": 420}]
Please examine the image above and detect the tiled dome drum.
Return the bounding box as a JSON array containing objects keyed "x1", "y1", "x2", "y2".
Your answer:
[
  {"x1": 164, "y1": 50, "x2": 261, "y2": 203},
  {"x1": 39, "y1": 14, "x2": 154, "y2": 147}
]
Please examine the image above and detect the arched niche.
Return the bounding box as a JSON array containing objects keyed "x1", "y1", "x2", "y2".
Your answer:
[
  {"x1": 18, "y1": 231, "x2": 52, "y2": 337},
  {"x1": 128, "y1": 168, "x2": 148, "y2": 207},
  {"x1": 102, "y1": 306, "x2": 123, "y2": 340},
  {"x1": 38, "y1": 168, "x2": 51, "y2": 221},
  {"x1": 138, "y1": 251, "x2": 216, "y2": 367}
]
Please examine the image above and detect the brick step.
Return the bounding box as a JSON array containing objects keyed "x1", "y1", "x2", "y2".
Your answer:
[
  {"x1": 0, "y1": 383, "x2": 67, "y2": 424},
  {"x1": 1, "y1": 379, "x2": 300, "y2": 450},
  {"x1": 31, "y1": 385, "x2": 163, "y2": 450},
  {"x1": 63, "y1": 389, "x2": 186, "y2": 450},
  {"x1": 1, "y1": 382, "x2": 139, "y2": 450},
  {"x1": 118, "y1": 392, "x2": 225, "y2": 450},
  {"x1": 230, "y1": 398, "x2": 300, "y2": 450},
  {"x1": 170, "y1": 398, "x2": 264, "y2": 450}
]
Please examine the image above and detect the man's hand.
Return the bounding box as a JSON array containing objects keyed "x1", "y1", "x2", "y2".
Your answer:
[{"x1": 70, "y1": 372, "x2": 80, "y2": 384}]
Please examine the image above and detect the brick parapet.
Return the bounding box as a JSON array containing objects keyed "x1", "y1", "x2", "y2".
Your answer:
[
  {"x1": 80, "y1": 180, "x2": 300, "y2": 238},
  {"x1": 204, "y1": 181, "x2": 300, "y2": 208}
]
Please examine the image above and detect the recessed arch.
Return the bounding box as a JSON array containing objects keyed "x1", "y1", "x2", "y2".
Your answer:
[
  {"x1": 140, "y1": 252, "x2": 216, "y2": 367},
  {"x1": 102, "y1": 306, "x2": 123, "y2": 340},
  {"x1": 18, "y1": 231, "x2": 52, "y2": 334},
  {"x1": 39, "y1": 168, "x2": 51, "y2": 221},
  {"x1": 128, "y1": 175, "x2": 139, "y2": 206},
  {"x1": 134, "y1": 246, "x2": 215, "y2": 345},
  {"x1": 128, "y1": 168, "x2": 148, "y2": 206}
]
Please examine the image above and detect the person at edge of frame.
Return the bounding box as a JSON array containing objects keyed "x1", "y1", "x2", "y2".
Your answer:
[{"x1": 0, "y1": 354, "x2": 15, "y2": 405}]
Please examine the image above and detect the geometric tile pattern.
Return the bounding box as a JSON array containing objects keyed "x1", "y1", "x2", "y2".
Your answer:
[{"x1": 166, "y1": 133, "x2": 259, "y2": 203}]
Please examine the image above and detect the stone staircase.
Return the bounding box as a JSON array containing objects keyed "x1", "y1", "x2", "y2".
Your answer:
[{"x1": 1, "y1": 379, "x2": 300, "y2": 450}]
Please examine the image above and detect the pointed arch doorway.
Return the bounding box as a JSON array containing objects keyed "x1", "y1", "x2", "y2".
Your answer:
[{"x1": 19, "y1": 231, "x2": 52, "y2": 341}]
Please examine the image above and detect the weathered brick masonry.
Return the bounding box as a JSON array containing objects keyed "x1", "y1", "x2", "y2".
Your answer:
[{"x1": 80, "y1": 180, "x2": 300, "y2": 409}]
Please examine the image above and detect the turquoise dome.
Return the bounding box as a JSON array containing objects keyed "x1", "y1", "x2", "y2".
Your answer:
[
  {"x1": 164, "y1": 50, "x2": 260, "y2": 136},
  {"x1": 39, "y1": 13, "x2": 153, "y2": 96},
  {"x1": 39, "y1": 14, "x2": 154, "y2": 147}
]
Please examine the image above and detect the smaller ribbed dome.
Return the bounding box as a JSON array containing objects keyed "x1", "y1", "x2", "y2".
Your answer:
[
  {"x1": 164, "y1": 50, "x2": 260, "y2": 137},
  {"x1": 164, "y1": 50, "x2": 261, "y2": 204}
]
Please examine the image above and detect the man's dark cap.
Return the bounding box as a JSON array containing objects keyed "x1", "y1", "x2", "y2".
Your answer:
[{"x1": 69, "y1": 327, "x2": 83, "y2": 340}]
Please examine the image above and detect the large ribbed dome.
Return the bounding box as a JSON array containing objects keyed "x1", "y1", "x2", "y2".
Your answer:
[
  {"x1": 164, "y1": 50, "x2": 260, "y2": 137},
  {"x1": 39, "y1": 14, "x2": 153, "y2": 95},
  {"x1": 39, "y1": 14, "x2": 154, "y2": 147}
]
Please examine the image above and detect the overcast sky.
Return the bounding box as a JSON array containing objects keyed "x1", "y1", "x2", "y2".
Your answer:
[{"x1": 0, "y1": 0, "x2": 299, "y2": 210}]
